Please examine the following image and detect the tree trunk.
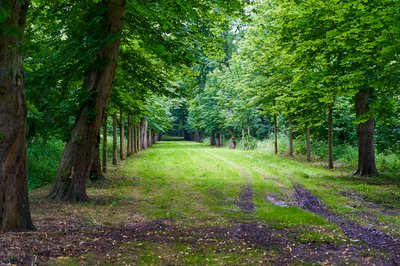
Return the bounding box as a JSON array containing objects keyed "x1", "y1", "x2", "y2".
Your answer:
[
  {"x1": 273, "y1": 114, "x2": 278, "y2": 154},
  {"x1": 119, "y1": 109, "x2": 125, "y2": 160},
  {"x1": 216, "y1": 135, "x2": 221, "y2": 147},
  {"x1": 148, "y1": 129, "x2": 152, "y2": 147},
  {"x1": 50, "y1": 0, "x2": 125, "y2": 202},
  {"x1": 229, "y1": 130, "x2": 236, "y2": 149},
  {"x1": 140, "y1": 118, "x2": 148, "y2": 150},
  {"x1": 289, "y1": 118, "x2": 293, "y2": 159},
  {"x1": 210, "y1": 134, "x2": 216, "y2": 146},
  {"x1": 127, "y1": 115, "x2": 131, "y2": 156},
  {"x1": 89, "y1": 133, "x2": 105, "y2": 181},
  {"x1": 137, "y1": 123, "x2": 141, "y2": 151},
  {"x1": 102, "y1": 111, "x2": 107, "y2": 173},
  {"x1": 306, "y1": 127, "x2": 311, "y2": 162},
  {"x1": 328, "y1": 106, "x2": 334, "y2": 169},
  {"x1": 133, "y1": 124, "x2": 138, "y2": 153},
  {"x1": 242, "y1": 130, "x2": 245, "y2": 150},
  {"x1": 354, "y1": 89, "x2": 379, "y2": 176},
  {"x1": 112, "y1": 112, "x2": 118, "y2": 165},
  {"x1": 247, "y1": 127, "x2": 251, "y2": 150},
  {"x1": 0, "y1": 0, "x2": 35, "y2": 232}
]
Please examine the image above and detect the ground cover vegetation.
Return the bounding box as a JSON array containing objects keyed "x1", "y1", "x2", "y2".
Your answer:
[
  {"x1": 1, "y1": 141, "x2": 400, "y2": 264},
  {"x1": 0, "y1": 0, "x2": 399, "y2": 264}
]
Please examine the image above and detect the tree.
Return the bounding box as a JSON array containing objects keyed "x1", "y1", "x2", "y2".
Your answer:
[
  {"x1": 50, "y1": 0, "x2": 125, "y2": 201},
  {"x1": 0, "y1": 0, "x2": 35, "y2": 232}
]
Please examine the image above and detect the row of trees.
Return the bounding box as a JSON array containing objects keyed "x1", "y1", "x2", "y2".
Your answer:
[
  {"x1": 0, "y1": 0, "x2": 245, "y2": 232},
  {"x1": 185, "y1": 0, "x2": 400, "y2": 175}
]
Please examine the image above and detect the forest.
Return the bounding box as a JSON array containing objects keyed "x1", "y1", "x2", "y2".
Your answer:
[{"x1": 1, "y1": 0, "x2": 400, "y2": 265}]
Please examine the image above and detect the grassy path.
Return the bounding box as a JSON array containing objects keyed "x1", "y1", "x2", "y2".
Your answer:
[{"x1": 1, "y1": 141, "x2": 400, "y2": 265}]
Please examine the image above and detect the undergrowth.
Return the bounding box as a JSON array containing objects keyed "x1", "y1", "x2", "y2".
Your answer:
[
  {"x1": 27, "y1": 138, "x2": 64, "y2": 190},
  {"x1": 257, "y1": 133, "x2": 400, "y2": 173}
]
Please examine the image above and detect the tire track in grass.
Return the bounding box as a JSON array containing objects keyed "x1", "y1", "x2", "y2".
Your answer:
[
  {"x1": 202, "y1": 150, "x2": 256, "y2": 214},
  {"x1": 294, "y1": 184, "x2": 400, "y2": 264}
]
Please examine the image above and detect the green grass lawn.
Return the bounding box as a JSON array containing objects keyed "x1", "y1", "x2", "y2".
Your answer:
[{"x1": 24, "y1": 141, "x2": 400, "y2": 265}]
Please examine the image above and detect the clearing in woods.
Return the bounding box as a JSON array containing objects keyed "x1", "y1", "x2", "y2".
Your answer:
[{"x1": 1, "y1": 141, "x2": 400, "y2": 265}]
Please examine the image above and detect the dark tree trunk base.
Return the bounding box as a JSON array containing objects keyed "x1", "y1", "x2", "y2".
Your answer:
[{"x1": 354, "y1": 89, "x2": 379, "y2": 176}]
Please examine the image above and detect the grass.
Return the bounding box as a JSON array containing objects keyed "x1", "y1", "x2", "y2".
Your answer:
[{"x1": 27, "y1": 140, "x2": 400, "y2": 265}]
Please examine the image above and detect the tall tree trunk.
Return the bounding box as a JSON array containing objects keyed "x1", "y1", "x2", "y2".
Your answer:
[
  {"x1": 89, "y1": 133, "x2": 105, "y2": 181},
  {"x1": 133, "y1": 124, "x2": 138, "y2": 153},
  {"x1": 50, "y1": 0, "x2": 125, "y2": 202},
  {"x1": 102, "y1": 111, "x2": 107, "y2": 173},
  {"x1": 137, "y1": 123, "x2": 141, "y2": 151},
  {"x1": 222, "y1": 133, "x2": 225, "y2": 147},
  {"x1": 140, "y1": 118, "x2": 148, "y2": 150},
  {"x1": 216, "y1": 135, "x2": 221, "y2": 147},
  {"x1": 288, "y1": 118, "x2": 293, "y2": 159},
  {"x1": 119, "y1": 109, "x2": 125, "y2": 160},
  {"x1": 354, "y1": 89, "x2": 379, "y2": 176},
  {"x1": 148, "y1": 129, "x2": 152, "y2": 147},
  {"x1": 242, "y1": 129, "x2": 245, "y2": 150},
  {"x1": 247, "y1": 127, "x2": 251, "y2": 150},
  {"x1": 112, "y1": 112, "x2": 117, "y2": 165},
  {"x1": 306, "y1": 127, "x2": 311, "y2": 162},
  {"x1": 229, "y1": 130, "x2": 236, "y2": 149},
  {"x1": 127, "y1": 115, "x2": 131, "y2": 156},
  {"x1": 210, "y1": 134, "x2": 216, "y2": 146},
  {"x1": 328, "y1": 106, "x2": 334, "y2": 169},
  {"x1": 0, "y1": 0, "x2": 35, "y2": 232},
  {"x1": 273, "y1": 114, "x2": 278, "y2": 154}
]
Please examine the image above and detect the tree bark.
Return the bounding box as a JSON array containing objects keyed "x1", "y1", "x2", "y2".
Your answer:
[
  {"x1": 148, "y1": 129, "x2": 152, "y2": 147},
  {"x1": 119, "y1": 109, "x2": 125, "y2": 160},
  {"x1": 306, "y1": 127, "x2": 311, "y2": 162},
  {"x1": 328, "y1": 106, "x2": 334, "y2": 169},
  {"x1": 210, "y1": 134, "x2": 216, "y2": 146},
  {"x1": 354, "y1": 89, "x2": 379, "y2": 176},
  {"x1": 102, "y1": 111, "x2": 107, "y2": 173},
  {"x1": 211, "y1": 135, "x2": 215, "y2": 146},
  {"x1": 242, "y1": 129, "x2": 245, "y2": 150},
  {"x1": 137, "y1": 123, "x2": 141, "y2": 151},
  {"x1": 288, "y1": 118, "x2": 293, "y2": 159},
  {"x1": 216, "y1": 135, "x2": 221, "y2": 147},
  {"x1": 247, "y1": 127, "x2": 251, "y2": 150},
  {"x1": 112, "y1": 112, "x2": 117, "y2": 165},
  {"x1": 273, "y1": 114, "x2": 278, "y2": 154},
  {"x1": 50, "y1": 0, "x2": 125, "y2": 202},
  {"x1": 133, "y1": 124, "x2": 138, "y2": 153},
  {"x1": 89, "y1": 133, "x2": 105, "y2": 181},
  {"x1": 140, "y1": 118, "x2": 148, "y2": 150},
  {"x1": 229, "y1": 130, "x2": 236, "y2": 149},
  {"x1": 127, "y1": 115, "x2": 131, "y2": 156},
  {"x1": 0, "y1": 0, "x2": 35, "y2": 232}
]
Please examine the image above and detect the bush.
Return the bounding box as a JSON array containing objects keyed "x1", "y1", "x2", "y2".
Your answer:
[{"x1": 27, "y1": 138, "x2": 64, "y2": 190}]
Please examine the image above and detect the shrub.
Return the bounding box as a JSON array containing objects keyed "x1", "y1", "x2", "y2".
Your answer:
[{"x1": 27, "y1": 138, "x2": 64, "y2": 190}]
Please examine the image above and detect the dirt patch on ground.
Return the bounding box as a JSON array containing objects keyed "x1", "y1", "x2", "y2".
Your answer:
[
  {"x1": 237, "y1": 186, "x2": 256, "y2": 213},
  {"x1": 0, "y1": 216, "x2": 395, "y2": 265},
  {"x1": 265, "y1": 193, "x2": 289, "y2": 207},
  {"x1": 0, "y1": 217, "x2": 167, "y2": 265},
  {"x1": 294, "y1": 184, "x2": 400, "y2": 264},
  {"x1": 341, "y1": 189, "x2": 400, "y2": 217}
]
